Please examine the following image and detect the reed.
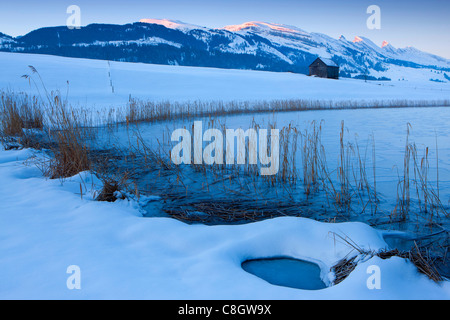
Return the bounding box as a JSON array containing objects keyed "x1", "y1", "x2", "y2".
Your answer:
[{"x1": 0, "y1": 71, "x2": 448, "y2": 225}]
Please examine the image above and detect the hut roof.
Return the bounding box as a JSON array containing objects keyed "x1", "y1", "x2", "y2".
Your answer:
[{"x1": 312, "y1": 58, "x2": 338, "y2": 68}]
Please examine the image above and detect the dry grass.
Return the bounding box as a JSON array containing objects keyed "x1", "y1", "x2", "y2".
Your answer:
[
  {"x1": 332, "y1": 246, "x2": 443, "y2": 285},
  {"x1": 393, "y1": 123, "x2": 448, "y2": 222},
  {"x1": 120, "y1": 98, "x2": 450, "y2": 126},
  {"x1": 0, "y1": 91, "x2": 44, "y2": 150},
  {"x1": 296, "y1": 120, "x2": 380, "y2": 215},
  {"x1": 332, "y1": 255, "x2": 359, "y2": 285},
  {"x1": 300, "y1": 120, "x2": 322, "y2": 197},
  {"x1": 331, "y1": 232, "x2": 444, "y2": 285},
  {"x1": 0, "y1": 92, "x2": 43, "y2": 136},
  {"x1": 1, "y1": 67, "x2": 94, "y2": 179},
  {"x1": 378, "y1": 245, "x2": 443, "y2": 282},
  {"x1": 95, "y1": 174, "x2": 129, "y2": 202},
  {"x1": 48, "y1": 132, "x2": 90, "y2": 179},
  {"x1": 164, "y1": 199, "x2": 305, "y2": 224},
  {"x1": 46, "y1": 97, "x2": 93, "y2": 179}
]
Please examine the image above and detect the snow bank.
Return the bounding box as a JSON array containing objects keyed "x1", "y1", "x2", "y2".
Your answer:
[{"x1": 0, "y1": 148, "x2": 448, "y2": 299}]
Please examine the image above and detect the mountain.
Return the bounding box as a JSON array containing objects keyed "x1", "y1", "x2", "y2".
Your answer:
[
  {"x1": 1, "y1": 19, "x2": 449, "y2": 82},
  {"x1": 0, "y1": 32, "x2": 14, "y2": 46}
]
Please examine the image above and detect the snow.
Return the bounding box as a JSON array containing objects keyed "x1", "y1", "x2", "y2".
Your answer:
[
  {"x1": 318, "y1": 58, "x2": 338, "y2": 67},
  {"x1": 0, "y1": 52, "x2": 449, "y2": 112},
  {"x1": 0, "y1": 49, "x2": 449, "y2": 300},
  {"x1": 0, "y1": 148, "x2": 448, "y2": 299},
  {"x1": 355, "y1": 36, "x2": 384, "y2": 55},
  {"x1": 223, "y1": 21, "x2": 309, "y2": 36},
  {"x1": 74, "y1": 38, "x2": 183, "y2": 49},
  {"x1": 139, "y1": 19, "x2": 206, "y2": 32},
  {"x1": 221, "y1": 22, "x2": 450, "y2": 69}
]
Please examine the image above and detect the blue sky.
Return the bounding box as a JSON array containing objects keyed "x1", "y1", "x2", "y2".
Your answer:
[{"x1": 1, "y1": 0, "x2": 449, "y2": 58}]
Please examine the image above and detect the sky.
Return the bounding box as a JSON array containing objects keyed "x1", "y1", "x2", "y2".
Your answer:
[{"x1": 1, "y1": 0, "x2": 449, "y2": 58}]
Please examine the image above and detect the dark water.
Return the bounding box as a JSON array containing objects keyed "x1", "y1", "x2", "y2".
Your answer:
[{"x1": 383, "y1": 231, "x2": 450, "y2": 278}]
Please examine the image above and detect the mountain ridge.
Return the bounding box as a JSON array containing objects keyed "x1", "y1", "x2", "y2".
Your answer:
[{"x1": 1, "y1": 19, "x2": 449, "y2": 82}]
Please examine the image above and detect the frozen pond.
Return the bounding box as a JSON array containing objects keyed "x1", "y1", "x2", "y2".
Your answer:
[
  {"x1": 242, "y1": 257, "x2": 327, "y2": 290},
  {"x1": 103, "y1": 105, "x2": 450, "y2": 189},
  {"x1": 93, "y1": 106, "x2": 450, "y2": 237}
]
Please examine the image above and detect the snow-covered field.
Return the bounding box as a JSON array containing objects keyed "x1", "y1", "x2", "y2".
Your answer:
[
  {"x1": 0, "y1": 149, "x2": 448, "y2": 299},
  {"x1": 1, "y1": 52, "x2": 450, "y2": 299},
  {"x1": 1, "y1": 51, "x2": 449, "y2": 110}
]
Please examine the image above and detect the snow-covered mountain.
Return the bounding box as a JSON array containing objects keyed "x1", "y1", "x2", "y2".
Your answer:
[
  {"x1": 1, "y1": 19, "x2": 449, "y2": 82},
  {"x1": 0, "y1": 32, "x2": 14, "y2": 47}
]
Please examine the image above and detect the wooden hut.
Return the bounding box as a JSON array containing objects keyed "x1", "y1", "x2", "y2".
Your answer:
[{"x1": 309, "y1": 58, "x2": 339, "y2": 79}]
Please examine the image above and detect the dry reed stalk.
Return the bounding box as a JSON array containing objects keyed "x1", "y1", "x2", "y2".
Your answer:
[{"x1": 332, "y1": 243, "x2": 443, "y2": 285}]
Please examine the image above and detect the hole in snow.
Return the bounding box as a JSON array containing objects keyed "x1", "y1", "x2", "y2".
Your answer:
[{"x1": 241, "y1": 257, "x2": 327, "y2": 290}]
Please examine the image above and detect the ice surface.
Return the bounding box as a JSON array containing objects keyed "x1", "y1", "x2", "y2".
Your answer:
[{"x1": 242, "y1": 258, "x2": 327, "y2": 290}]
